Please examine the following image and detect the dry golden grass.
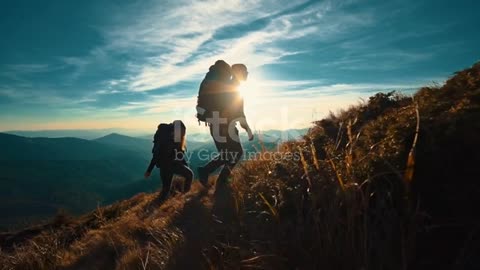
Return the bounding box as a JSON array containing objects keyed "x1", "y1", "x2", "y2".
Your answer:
[{"x1": 0, "y1": 185, "x2": 212, "y2": 270}]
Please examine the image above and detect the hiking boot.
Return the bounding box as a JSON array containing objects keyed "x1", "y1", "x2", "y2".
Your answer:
[{"x1": 198, "y1": 167, "x2": 209, "y2": 187}]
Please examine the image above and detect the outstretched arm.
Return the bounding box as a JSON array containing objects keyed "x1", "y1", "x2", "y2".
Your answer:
[{"x1": 145, "y1": 157, "x2": 156, "y2": 178}]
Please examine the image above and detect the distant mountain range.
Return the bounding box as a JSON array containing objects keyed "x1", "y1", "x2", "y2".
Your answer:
[
  {"x1": 3, "y1": 128, "x2": 150, "y2": 140},
  {"x1": 0, "y1": 133, "x2": 138, "y2": 161},
  {"x1": 94, "y1": 133, "x2": 152, "y2": 157},
  {"x1": 5, "y1": 128, "x2": 308, "y2": 142},
  {"x1": 0, "y1": 133, "x2": 155, "y2": 230}
]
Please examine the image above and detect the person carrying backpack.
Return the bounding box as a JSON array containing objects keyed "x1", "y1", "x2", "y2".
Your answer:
[
  {"x1": 196, "y1": 61, "x2": 254, "y2": 187},
  {"x1": 144, "y1": 120, "x2": 193, "y2": 200}
]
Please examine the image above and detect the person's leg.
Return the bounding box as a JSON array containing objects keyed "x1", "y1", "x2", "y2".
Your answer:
[
  {"x1": 217, "y1": 127, "x2": 243, "y2": 184},
  {"x1": 201, "y1": 154, "x2": 224, "y2": 173},
  {"x1": 228, "y1": 127, "x2": 244, "y2": 164},
  {"x1": 199, "y1": 124, "x2": 229, "y2": 186},
  {"x1": 159, "y1": 167, "x2": 173, "y2": 199},
  {"x1": 216, "y1": 162, "x2": 235, "y2": 186},
  {"x1": 171, "y1": 162, "x2": 194, "y2": 192},
  {"x1": 205, "y1": 124, "x2": 229, "y2": 171}
]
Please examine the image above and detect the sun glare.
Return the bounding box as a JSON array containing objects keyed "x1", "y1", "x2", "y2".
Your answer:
[
  {"x1": 237, "y1": 78, "x2": 261, "y2": 100},
  {"x1": 235, "y1": 76, "x2": 268, "y2": 123},
  {"x1": 237, "y1": 81, "x2": 248, "y2": 97}
]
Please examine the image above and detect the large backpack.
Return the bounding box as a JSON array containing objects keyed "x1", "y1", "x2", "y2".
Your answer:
[
  {"x1": 152, "y1": 123, "x2": 174, "y2": 167},
  {"x1": 196, "y1": 61, "x2": 231, "y2": 124},
  {"x1": 152, "y1": 121, "x2": 187, "y2": 167}
]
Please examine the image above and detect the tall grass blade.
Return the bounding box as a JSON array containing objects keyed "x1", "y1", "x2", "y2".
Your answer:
[
  {"x1": 404, "y1": 102, "x2": 420, "y2": 184},
  {"x1": 259, "y1": 193, "x2": 278, "y2": 221}
]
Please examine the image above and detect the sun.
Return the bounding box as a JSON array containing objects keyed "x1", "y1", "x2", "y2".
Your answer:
[
  {"x1": 237, "y1": 81, "x2": 248, "y2": 97},
  {"x1": 237, "y1": 78, "x2": 260, "y2": 100},
  {"x1": 235, "y1": 76, "x2": 266, "y2": 120}
]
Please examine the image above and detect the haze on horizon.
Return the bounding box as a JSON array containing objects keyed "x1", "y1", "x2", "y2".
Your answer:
[{"x1": 1, "y1": 0, "x2": 479, "y2": 133}]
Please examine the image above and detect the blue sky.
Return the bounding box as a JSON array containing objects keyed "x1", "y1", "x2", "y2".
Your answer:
[{"x1": 0, "y1": 0, "x2": 479, "y2": 133}]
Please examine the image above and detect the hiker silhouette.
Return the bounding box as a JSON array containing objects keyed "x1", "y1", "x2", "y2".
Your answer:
[
  {"x1": 196, "y1": 60, "x2": 254, "y2": 187},
  {"x1": 144, "y1": 120, "x2": 193, "y2": 200}
]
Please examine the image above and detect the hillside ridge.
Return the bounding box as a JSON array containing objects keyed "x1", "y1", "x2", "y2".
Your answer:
[{"x1": 0, "y1": 183, "x2": 237, "y2": 269}]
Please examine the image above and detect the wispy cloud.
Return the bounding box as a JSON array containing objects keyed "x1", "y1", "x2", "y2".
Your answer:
[
  {"x1": 0, "y1": 87, "x2": 96, "y2": 106},
  {"x1": 97, "y1": 0, "x2": 370, "y2": 92},
  {"x1": 5, "y1": 64, "x2": 53, "y2": 73},
  {"x1": 0, "y1": 63, "x2": 63, "y2": 83}
]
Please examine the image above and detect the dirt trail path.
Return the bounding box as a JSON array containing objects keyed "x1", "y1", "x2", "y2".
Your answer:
[
  {"x1": 165, "y1": 188, "x2": 214, "y2": 270},
  {"x1": 166, "y1": 184, "x2": 240, "y2": 270}
]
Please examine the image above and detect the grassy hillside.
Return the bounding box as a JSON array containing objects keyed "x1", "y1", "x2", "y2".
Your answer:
[
  {"x1": 228, "y1": 62, "x2": 480, "y2": 269},
  {"x1": 1, "y1": 62, "x2": 479, "y2": 269}
]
